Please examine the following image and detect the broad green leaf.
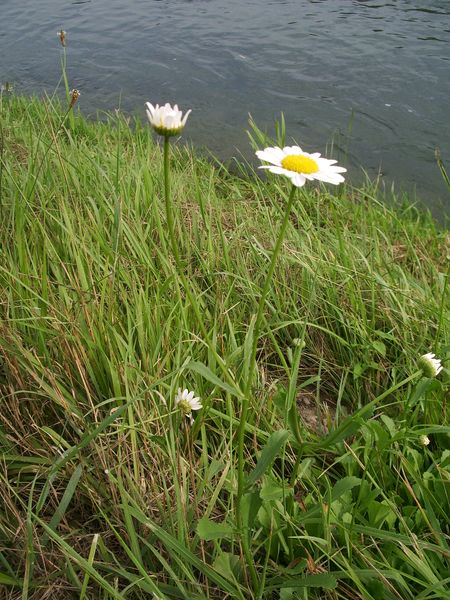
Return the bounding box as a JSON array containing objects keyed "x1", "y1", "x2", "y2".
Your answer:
[
  {"x1": 372, "y1": 340, "x2": 386, "y2": 357},
  {"x1": 240, "y1": 491, "x2": 262, "y2": 533},
  {"x1": 197, "y1": 517, "x2": 234, "y2": 541},
  {"x1": 331, "y1": 476, "x2": 361, "y2": 501},
  {"x1": 212, "y1": 552, "x2": 242, "y2": 583}
]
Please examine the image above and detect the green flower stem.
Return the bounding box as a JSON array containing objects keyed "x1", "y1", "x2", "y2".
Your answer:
[
  {"x1": 163, "y1": 136, "x2": 179, "y2": 265},
  {"x1": 236, "y1": 183, "x2": 297, "y2": 587},
  {"x1": 61, "y1": 46, "x2": 75, "y2": 131},
  {"x1": 164, "y1": 134, "x2": 259, "y2": 588},
  {"x1": 162, "y1": 136, "x2": 242, "y2": 394}
]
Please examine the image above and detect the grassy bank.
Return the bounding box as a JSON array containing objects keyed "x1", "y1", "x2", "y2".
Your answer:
[{"x1": 0, "y1": 94, "x2": 449, "y2": 599}]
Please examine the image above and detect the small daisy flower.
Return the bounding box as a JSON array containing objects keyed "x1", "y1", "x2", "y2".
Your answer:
[
  {"x1": 145, "y1": 102, "x2": 191, "y2": 137},
  {"x1": 418, "y1": 352, "x2": 443, "y2": 378},
  {"x1": 174, "y1": 388, "x2": 202, "y2": 424},
  {"x1": 256, "y1": 145, "x2": 346, "y2": 187}
]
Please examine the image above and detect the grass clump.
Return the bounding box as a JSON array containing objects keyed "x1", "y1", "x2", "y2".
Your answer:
[{"x1": 0, "y1": 94, "x2": 449, "y2": 599}]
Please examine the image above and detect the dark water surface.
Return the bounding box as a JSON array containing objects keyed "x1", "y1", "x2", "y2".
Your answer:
[{"x1": 1, "y1": 0, "x2": 449, "y2": 211}]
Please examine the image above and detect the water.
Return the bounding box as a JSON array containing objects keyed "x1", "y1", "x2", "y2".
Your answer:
[{"x1": 1, "y1": 0, "x2": 450, "y2": 212}]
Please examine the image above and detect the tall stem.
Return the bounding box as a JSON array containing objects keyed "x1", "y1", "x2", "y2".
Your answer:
[
  {"x1": 162, "y1": 136, "x2": 242, "y2": 393},
  {"x1": 163, "y1": 137, "x2": 179, "y2": 265},
  {"x1": 236, "y1": 184, "x2": 297, "y2": 586}
]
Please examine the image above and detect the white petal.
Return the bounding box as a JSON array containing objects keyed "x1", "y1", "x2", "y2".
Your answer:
[
  {"x1": 181, "y1": 109, "x2": 192, "y2": 125},
  {"x1": 291, "y1": 173, "x2": 306, "y2": 187},
  {"x1": 256, "y1": 146, "x2": 285, "y2": 164},
  {"x1": 283, "y1": 145, "x2": 303, "y2": 154},
  {"x1": 261, "y1": 165, "x2": 288, "y2": 175},
  {"x1": 314, "y1": 172, "x2": 345, "y2": 184},
  {"x1": 145, "y1": 102, "x2": 155, "y2": 116}
]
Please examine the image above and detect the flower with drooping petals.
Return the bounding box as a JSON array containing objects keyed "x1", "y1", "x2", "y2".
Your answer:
[
  {"x1": 69, "y1": 89, "x2": 80, "y2": 108},
  {"x1": 418, "y1": 352, "x2": 443, "y2": 378},
  {"x1": 145, "y1": 102, "x2": 191, "y2": 137},
  {"x1": 57, "y1": 30, "x2": 67, "y2": 47},
  {"x1": 256, "y1": 145, "x2": 346, "y2": 187},
  {"x1": 174, "y1": 388, "x2": 202, "y2": 424}
]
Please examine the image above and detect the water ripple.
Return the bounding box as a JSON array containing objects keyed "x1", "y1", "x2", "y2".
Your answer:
[{"x1": 1, "y1": 0, "x2": 449, "y2": 209}]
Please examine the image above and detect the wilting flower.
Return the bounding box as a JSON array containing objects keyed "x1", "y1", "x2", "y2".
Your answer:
[
  {"x1": 145, "y1": 102, "x2": 191, "y2": 137},
  {"x1": 69, "y1": 89, "x2": 80, "y2": 108},
  {"x1": 175, "y1": 388, "x2": 202, "y2": 424},
  {"x1": 420, "y1": 435, "x2": 430, "y2": 446},
  {"x1": 256, "y1": 145, "x2": 346, "y2": 187},
  {"x1": 418, "y1": 352, "x2": 443, "y2": 378},
  {"x1": 57, "y1": 30, "x2": 66, "y2": 47},
  {"x1": 0, "y1": 82, "x2": 14, "y2": 94}
]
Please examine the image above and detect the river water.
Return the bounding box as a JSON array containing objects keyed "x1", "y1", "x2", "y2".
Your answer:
[{"x1": 1, "y1": 0, "x2": 449, "y2": 211}]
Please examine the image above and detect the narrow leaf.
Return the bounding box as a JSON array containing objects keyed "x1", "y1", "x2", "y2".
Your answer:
[
  {"x1": 187, "y1": 361, "x2": 241, "y2": 397},
  {"x1": 246, "y1": 429, "x2": 290, "y2": 488}
]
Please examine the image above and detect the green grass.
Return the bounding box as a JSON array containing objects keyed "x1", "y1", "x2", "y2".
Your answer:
[{"x1": 0, "y1": 93, "x2": 448, "y2": 599}]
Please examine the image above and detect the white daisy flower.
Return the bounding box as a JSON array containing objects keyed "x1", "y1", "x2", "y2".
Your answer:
[
  {"x1": 145, "y1": 102, "x2": 191, "y2": 137},
  {"x1": 174, "y1": 388, "x2": 202, "y2": 424},
  {"x1": 418, "y1": 352, "x2": 443, "y2": 378},
  {"x1": 256, "y1": 145, "x2": 346, "y2": 187}
]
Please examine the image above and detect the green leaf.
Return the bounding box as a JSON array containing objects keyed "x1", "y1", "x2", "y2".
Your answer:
[
  {"x1": 372, "y1": 340, "x2": 386, "y2": 357},
  {"x1": 0, "y1": 573, "x2": 23, "y2": 587},
  {"x1": 41, "y1": 464, "x2": 83, "y2": 546},
  {"x1": 353, "y1": 362, "x2": 365, "y2": 379},
  {"x1": 187, "y1": 361, "x2": 241, "y2": 397},
  {"x1": 331, "y1": 476, "x2": 361, "y2": 501},
  {"x1": 246, "y1": 429, "x2": 290, "y2": 488},
  {"x1": 275, "y1": 573, "x2": 338, "y2": 590},
  {"x1": 314, "y1": 415, "x2": 367, "y2": 450},
  {"x1": 197, "y1": 517, "x2": 234, "y2": 541},
  {"x1": 240, "y1": 492, "x2": 262, "y2": 533},
  {"x1": 242, "y1": 314, "x2": 256, "y2": 385},
  {"x1": 212, "y1": 552, "x2": 242, "y2": 583},
  {"x1": 260, "y1": 480, "x2": 290, "y2": 502}
]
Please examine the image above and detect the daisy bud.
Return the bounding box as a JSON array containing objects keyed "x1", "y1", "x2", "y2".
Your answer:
[
  {"x1": 145, "y1": 102, "x2": 191, "y2": 137},
  {"x1": 418, "y1": 352, "x2": 443, "y2": 378},
  {"x1": 420, "y1": 435, "x2": 430, "y2": 446}
]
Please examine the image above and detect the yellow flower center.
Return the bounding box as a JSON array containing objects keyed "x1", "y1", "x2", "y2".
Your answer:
[
  {"x1": 178, "y1": 399, "x2": 192, "y2": 415},
  {"x1": 281, "y1": 154, "x2": 319, "y2": 174}
]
